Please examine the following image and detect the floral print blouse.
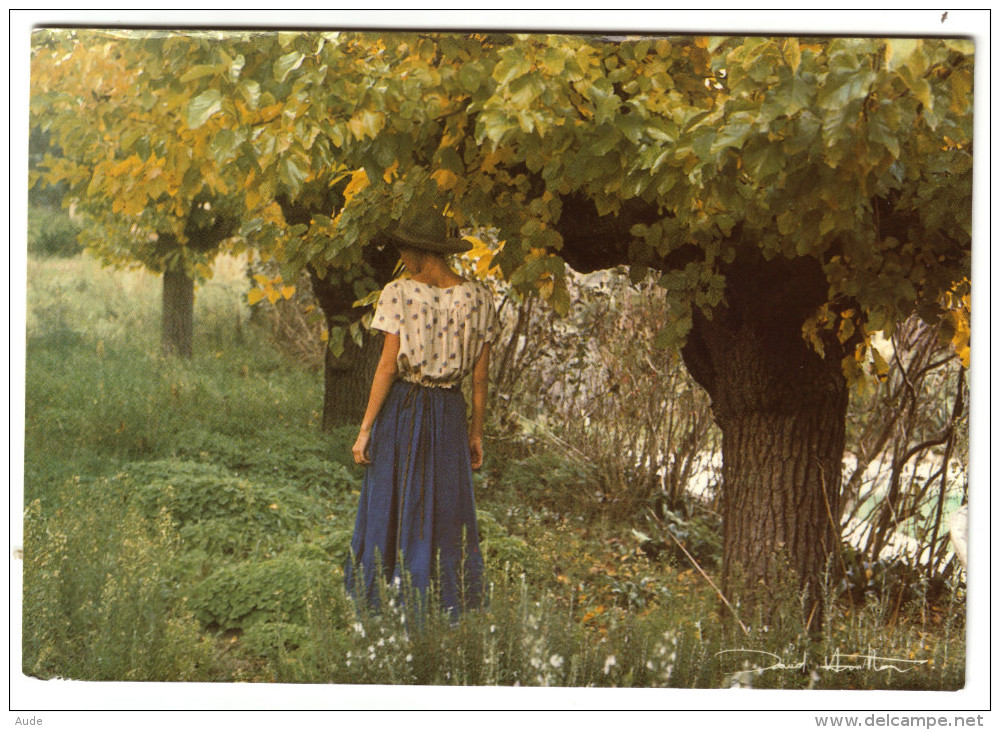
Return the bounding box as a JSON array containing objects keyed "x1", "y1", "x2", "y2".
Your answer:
[{"x1": 371, "y1": 278, "x2": 498, "y2": 388}]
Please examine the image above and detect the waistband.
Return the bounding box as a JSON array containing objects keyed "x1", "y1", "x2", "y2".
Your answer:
[{"x1": 394, "y1": 378, "x2": 463, "y2": 394}]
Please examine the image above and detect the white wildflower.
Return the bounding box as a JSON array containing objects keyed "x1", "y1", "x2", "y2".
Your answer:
[
  {"x1": 550, "y1": 654, "x2": 564, "y2": 669},
  {"x1": 406, "y1": 654, "x2": 413, "y2": 662},
  {"x1": 603, "y1": 655, "x2": 617, "y2": 675}
]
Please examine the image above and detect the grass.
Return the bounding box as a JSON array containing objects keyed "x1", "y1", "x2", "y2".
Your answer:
[{"x1": 20, "y1": 252, "x2": 965, "y2": 689}]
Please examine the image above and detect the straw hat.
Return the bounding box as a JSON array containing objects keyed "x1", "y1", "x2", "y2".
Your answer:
[{"x1": 386, "y1": 209, "x2": 472, "y2": 254}]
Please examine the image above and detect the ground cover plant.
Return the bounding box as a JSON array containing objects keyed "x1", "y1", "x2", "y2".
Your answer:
[{"x1": 21, "y1": 253, "x2": 965, "y2": 689}]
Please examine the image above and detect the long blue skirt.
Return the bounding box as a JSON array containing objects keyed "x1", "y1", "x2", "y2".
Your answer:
[{"x1": 344, "y1": 380, "x2": 484, "y2": 614}]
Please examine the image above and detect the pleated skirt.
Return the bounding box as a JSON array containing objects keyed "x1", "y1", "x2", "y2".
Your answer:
[{"x1": 344, "y1": 380, "x2": 484, "y2": 614}]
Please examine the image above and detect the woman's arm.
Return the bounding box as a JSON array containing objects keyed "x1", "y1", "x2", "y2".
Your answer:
[
  {"x1": 352, "y1": 333, "x2": 400, "y2": 465},
  {"x1": 468, "y1": 342, "x2": 491, "y2": 470}
]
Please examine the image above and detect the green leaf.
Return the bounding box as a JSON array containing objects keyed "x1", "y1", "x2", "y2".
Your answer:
[
  {"x1": 653, "y1": 312, "x2": 692, "y2": 349},
  {"x1": 327, "y1": 326, "x2": 346, "y2": 359},
  {"x1": 898, "y1": 65, "x2": 933, "y2": 111},
  {"x1": 279, "y1": 156, "x2": 308, "y2": 196},
  {"x1": 867, "y1": 113, "x2": 900, "y2": 159},
  {"x1": 209, "y1": 128, "x2": 238, "y2": 164},
  {"x1": 742, "y1": 140, "x2": 785, "y2": 181},
  {"x1": 712, "y1": 114, "x2": 755, "y2": 154},
  {"x1": 458, "y1": 61, "x2": 487, "y2": 93},
  {"x1": 816, "y1": 69, "x2": 876, "y2": 110},
  {"x1": 434, "y1": 146, "x2": 465, "y2": 174},
  {"x1": 492, "y1": 54, "x2": 530, "y2": 86},
  {"x1": 178, "y1": 64, "x2": 218, "y2": 84},
  {"x1": 542, "y1": 47, "x2": 566, "y2": 75},
  {"x1": 273, "y1": 51, "x2": 305, "y2": 84},
  {"x1": 550, "y1": 281, "x2": 571, "y2": 316},
  {"x1": 885, "y1": 39, "x2": 920, "y2": 73},
  {"x1": 229, "y1": 54, "x2": 245, "y2": 81},
  {"x1": 186, "y1": 88, "x2": 222, "y2": 128},
  {"x1": 691, "y1": 128, "x2": 717, "y2": 162},
  {"x1": 239, "y1": 80, "x2": 261, "y2": 109},
  {"x1": 629, "y1": 264, "x2": 648, "y2": 285}
]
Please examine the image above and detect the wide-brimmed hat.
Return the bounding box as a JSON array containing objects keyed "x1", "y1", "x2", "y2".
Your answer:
[{"x1": 386, "y1": 209, "x2": 472, "y2": 254}]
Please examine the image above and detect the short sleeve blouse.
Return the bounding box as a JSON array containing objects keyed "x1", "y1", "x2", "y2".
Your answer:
[{"x1": 371, "y1": 278, "x2": 498, "y2": 388}]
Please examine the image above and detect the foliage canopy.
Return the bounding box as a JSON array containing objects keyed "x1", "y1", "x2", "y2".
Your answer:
[{"x1": 30, "y1": 30, "x2": 973, "y2": 373}]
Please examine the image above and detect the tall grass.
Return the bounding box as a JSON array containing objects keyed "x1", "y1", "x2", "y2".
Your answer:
[
  {"x1": 21, "y1": 253, "x2": 965, "y2": 689},
  {"x1": 24, "y1": 254, "x2": 323, "y2": 506}
]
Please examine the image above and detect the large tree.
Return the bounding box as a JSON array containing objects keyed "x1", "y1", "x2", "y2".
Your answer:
[
  {"x1": 29, "y1": 29, "x2": 246, "y2": 357},
  {"x1": 216, "y1": 32, "x2": 969, "y2": 623},
  {"x1": 31, "y1": 30, "x2": 973, "y2": 623}
]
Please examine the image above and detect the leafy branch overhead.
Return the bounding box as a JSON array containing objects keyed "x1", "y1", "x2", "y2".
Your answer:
[{"x1": 31, "y1": 31, "x2": 972, "y2": 377}]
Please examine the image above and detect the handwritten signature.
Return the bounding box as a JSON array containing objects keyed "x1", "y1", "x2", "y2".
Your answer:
[{"x1": 716, "y1": 647, "x2": 929, "y2": 678}]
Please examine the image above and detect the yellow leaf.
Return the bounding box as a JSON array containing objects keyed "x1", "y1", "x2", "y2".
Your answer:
[
  {"x1": 121, "y1": 190, "x2": 147, "y2": 217},
  {"x1": 247, "y1": 288, "x2": 265, "y2": 305},
  {"x1": 342, "y1": 169, "x2": 369, "y2": 203},
  {"x1": 836, "y1": 316, "x2": 855, "y2": 344},
  {"x1": 253, "y1": 273, "x2": 271, "y2": 286},
  {"x1": 479, "y1": 147, "x2": 511, "y2": 174},
  {"x1": 431, "y1": 168, "x2": 459, "y2": 190},
  {"x1": 871, "y1": 347, "x2": 889, "y2": 382},
  {"x1": 281, "y1": 285, "x2": 296, "y2": 300},
  {"x1": 382, "y1": 160, "x2": 399, "y2": 183},
  {"x1": 266, "y1": 288, "x2": 281, "y2": 305}
]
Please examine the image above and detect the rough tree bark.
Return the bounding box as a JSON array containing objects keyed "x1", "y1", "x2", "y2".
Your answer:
[
  {"x1": 276, "y1": 188, "x2": 399, "y2": 430},
  {"x1": 321, "y1": 325, "x2": 383, "y2": 429},
  {"x1": 556, "y1": 197, "x2": 849, "y2": 628},
  {"x1": 306, "y1": 246, "x2": 398, "y2": 430},
  {"x1": 681, "y1": 250, "x2": 849, "y2": 627},
  {"x1": 157, "y1": 209, "x2": 239, "y2": 359},
  {"x1": 161, "y1": 266, "x2": 194, "y2": 359}
]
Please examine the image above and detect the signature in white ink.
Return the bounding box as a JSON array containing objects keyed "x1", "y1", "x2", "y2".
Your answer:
[{"x1": 717, "y1": 646, "x2": 929, "y2": 680}]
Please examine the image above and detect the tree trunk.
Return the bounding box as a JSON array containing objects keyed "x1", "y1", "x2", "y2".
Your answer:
[
  {"x1": 681, "y1": 250, "x2": 849, "y2": 629},
  {"x1": 322, "y1": 331, "x2": 382, "y2": 429},
  {"x1": 273, "y1": 188, "x2": 400, "y2": 430},
  {"x1": 717, "y1": 386, "x2": 847, "y2": 627},
  {"x1": 305, "y1": 251, "x2": 398, "y2": 431},
  {"x1": 162, "y1": 267, "x2": 194, "y2": 358}
]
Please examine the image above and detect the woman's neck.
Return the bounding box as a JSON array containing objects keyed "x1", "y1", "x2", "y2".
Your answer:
[{"x1": 408, "y1": 254, "x2": 465, "y2": 288}]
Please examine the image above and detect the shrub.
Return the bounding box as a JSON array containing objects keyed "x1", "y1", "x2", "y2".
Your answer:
[
  {"x1": 486, "y1": 270, "x2": 720, "y2": 520},
  {"x1": 124, "y1": 458, "x2": 354, "y2": 562},
  {"x1": 27, "y1": 204, "x2": 83, "y2": 258},
  {"x1": 22, "y1": 489, "x2": 216, "y2": 681},
  {"x1": 475, "y1": 508, "x2": 542, "y2": 580},
  {"x1": 498, "y1": 451, "x2": 596, "y2": 515},
  {"x1": 186, "y1": 554, "x2": 334, "y2": 632},
  {"x1": 242, "y1": 621, "x2": 311, "y2": 658}
]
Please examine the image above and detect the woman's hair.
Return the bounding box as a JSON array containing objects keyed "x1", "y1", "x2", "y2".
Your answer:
[{"x1": 397, "y1": 244, "x2": 444, "y2": 262}]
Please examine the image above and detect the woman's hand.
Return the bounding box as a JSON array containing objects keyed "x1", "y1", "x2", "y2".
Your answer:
[
  {"x1": 469, "y1": 435, "x2": 484, "y2": 471},
  {"x1": 352, "y1": 427, "x2": 372, "y2": 466}
]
